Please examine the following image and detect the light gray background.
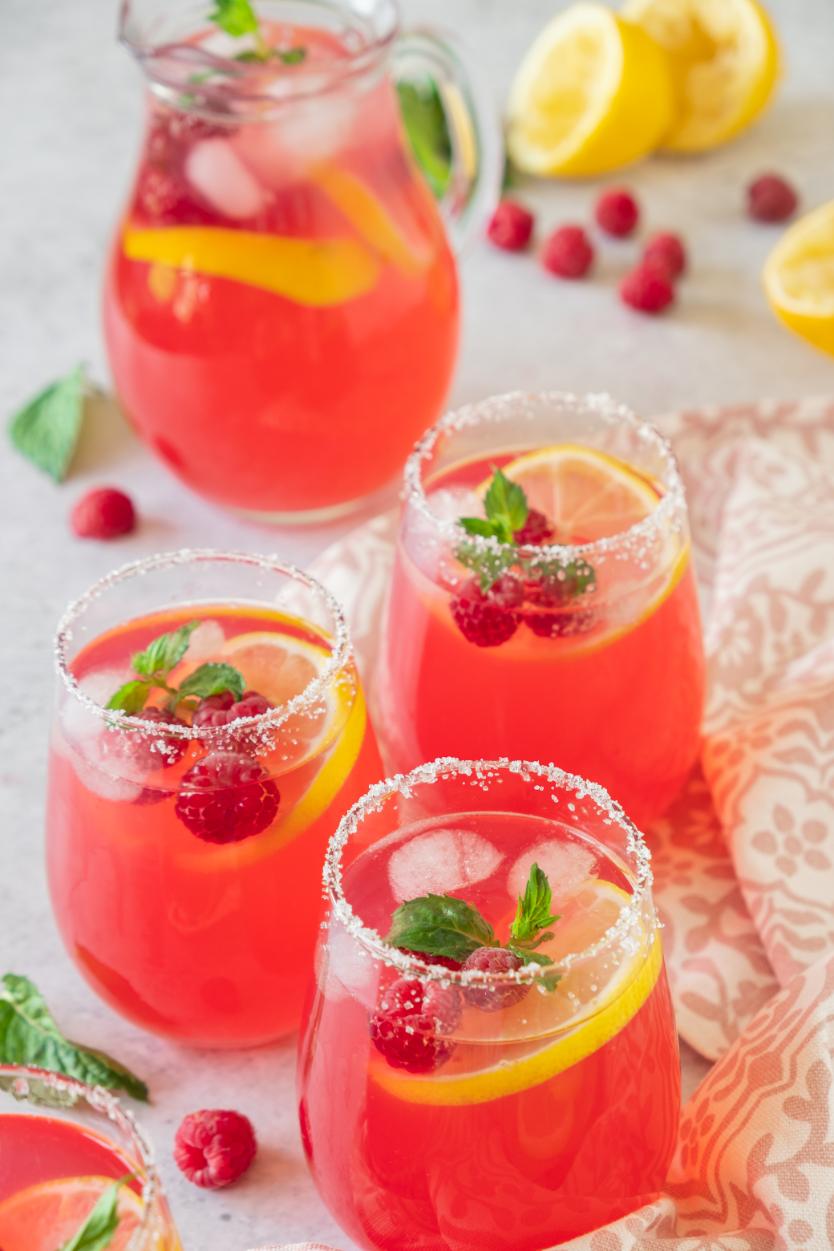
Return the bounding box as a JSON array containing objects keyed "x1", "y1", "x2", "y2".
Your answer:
[{"x1": 2, "y1": 0, "x2": 833, "y2": 1246}]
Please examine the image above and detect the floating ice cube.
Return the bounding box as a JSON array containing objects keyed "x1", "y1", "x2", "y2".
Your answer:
[
  {"x1": 60, "y1": 669, "x2": 129, "y2": 751},
  {"x1": 58, "y1": 668, "x2": 144, "y2": 802},
  {"x1": 388, "y1": 828, "x2": 503, "y2": 903},
  {"x1": 70, "y1": 754, "x2": 144, "y2": 804},
  {"x1": 232, "y1": 98, "x2": 354, "y2": 187},
  {"x1": 186, "y1": 139, "x2": 267, "y2": 220},
  {"x1": 509, "y1": 840, "x2": 598, "y2": 906},
  {"x1": 402, "y1": 487, "x2": 484, "y2": 583},
  {"x1": 186, "y1": 619, "x2": 226, "y2": 661},
  {"x1": 320, "y1": 920, "x2": 378, "y2": 1007},
  {"x1": 426, "y1": 486, "x2": 484, "y2": 526}
]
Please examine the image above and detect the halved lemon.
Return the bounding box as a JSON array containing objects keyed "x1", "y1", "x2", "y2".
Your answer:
[
  {"x1": 123, "y1": 225, "x2": 380, "y2": 306},
  {"x1": 0, "y1": 1175, "x2": 143, "y2": 1251},
  {"x1": 623, "y1": 0, "x2": 780, "y2": 153},
  {"x1": 371, "y1": 880, "x2": 662, "y2": 1106},
  {"x1": 506, "y1": 4, "x2": 674, "y2": 178},
  {"x1": 763, "y1": 200, "x2": 834, "y2": 356}
]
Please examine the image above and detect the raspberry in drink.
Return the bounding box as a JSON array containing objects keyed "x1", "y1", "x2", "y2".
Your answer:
[
  {"x1": 377, "y1": 392, "x2": 706, "y2": 827},
  {"x1": 299, "y1": 759, "x2": 680, "y2": 1251},
  {"x1": 47, "y1": 552, "x2": 382, "y2": 1046}
]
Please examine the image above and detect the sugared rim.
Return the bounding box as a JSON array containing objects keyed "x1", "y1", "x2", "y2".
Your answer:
[
  {"x1": 402, "y1": 390, "x2": 687, "y2": 564},
  {"x1": 0, "y1": 1064, "x2": 161, "y2": 1250},
  {"x1": 53, "y1": 549, "x2": 353, "y2": 742},
  {"x1": 120, "y1": 0, "x2": 400, "y2": 115},
  {"x1": 323, "y1": 757, "x2": 655, "y2": 989}
]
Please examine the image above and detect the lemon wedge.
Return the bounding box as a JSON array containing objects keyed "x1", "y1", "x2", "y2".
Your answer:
[
  {"x1": 506, "y1": 3, "x2": 674, "y2": 177},
  {"x1": 371, "y1": 880, "x2": 663, "y2": 1106},
  {"x1": 763, "y1": 201, "x2": 834, "y2": 356},
  {"x1": 0, "y1": 1176, "x2": 144, "y2": 1251},
  {"x1": 623, "y1": 0, "x2": 779, "y2": 152}
]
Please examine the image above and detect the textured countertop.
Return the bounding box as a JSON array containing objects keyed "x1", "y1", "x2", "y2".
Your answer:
[{"x1": 3, "y1": 0, "x2": 834, "y2": 1246}]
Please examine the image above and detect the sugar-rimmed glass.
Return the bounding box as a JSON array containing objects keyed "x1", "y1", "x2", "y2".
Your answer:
[
  {"x1": 47, "y1": 550, "x2": 382, "y2": 1047},
  {"x1": 298, "y1": 757, "x2": 680, "y2": 1251},
  {"x1": 0, "y1": 1065, "x2": 179, "y2": 1249},
  {"x1": 376, "y1": 391, "x2": 706, "y2": 827}
]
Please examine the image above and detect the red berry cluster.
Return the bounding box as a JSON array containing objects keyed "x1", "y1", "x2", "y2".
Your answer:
[
  {"x1": 450, "y1": 570, "x2": 593, "y2": 649},
  {"x1": 138, "y1": 110, "x2": 221, "y2": 226}
]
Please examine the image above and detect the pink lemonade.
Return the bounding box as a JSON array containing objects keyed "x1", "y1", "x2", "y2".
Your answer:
[
  {"x1": 299, "y1": 762, "x2": 680, "y2": 1251},
  {"x1": 47, "y1": 556, "x2": 382, "y2": 1046},
  {"x1": 378, "y1": 395, "x2": 706, "y2": 828},
  {"x1": 104, "y1": 14, "x2": 460, "y2": 519}
]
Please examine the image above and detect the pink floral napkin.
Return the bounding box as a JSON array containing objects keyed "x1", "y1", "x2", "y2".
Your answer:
[{"x1": 288, "y1": 396, "x2": 834, "y2": 1251}]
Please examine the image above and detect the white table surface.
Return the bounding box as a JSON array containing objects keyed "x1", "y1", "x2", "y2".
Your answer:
[{"x1": 3, "y1": 0, "x2": 833, "y2": 1246}]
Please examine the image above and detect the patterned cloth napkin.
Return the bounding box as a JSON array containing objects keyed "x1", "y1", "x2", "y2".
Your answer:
[{"x1": 271, "y1": 397, "x2": 834, "y2": 1251}]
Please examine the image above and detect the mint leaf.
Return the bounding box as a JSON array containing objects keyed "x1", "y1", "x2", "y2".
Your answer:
[
  {"x1": 458, "y1": 517, "x2": 495, "y2": 539},
  {"x1": 510, "y1": 863, "x2": 559, "y2": 947},
  {"x1": 484, "y1": 467, "x2": 528, "y2": 540},
  {"x1": 61, "y1": 1177, "x2": 131, "y2": 1251},
  {"x1": 105, "y1": 680, "x2": 153, "y2": 716},
  {"x1": 132, "y1": 621, "x2": 199, "y2": 679},
  {"x1": 396, "y1": 80, "x2": 452, "y2": 200},
  {"x1": 387, "y1": 895, "x2": 496, "y2": 963},
  {"x1": 454, "y1": 538, "x2": 517, "y2": 593},
  {"x1": 8, "y1": 364, "x2": 86, "y2": 482},
  {"x1": 209, "y1": 0, "x2": 259, "y2": 37},
  {"x1": 527, "y1": 557, "x2": 596, "y2": 603},
  {"x1": 0, "y1": 975, "x2": 148, "y2": 1101},
  {"x1": 274, "y1": 45, "x2": 306, "y2": 64},
  {"x1": 177, "y1": 662, "x2": 245, "y2": 702}
]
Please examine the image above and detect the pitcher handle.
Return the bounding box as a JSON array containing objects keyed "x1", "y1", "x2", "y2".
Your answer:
[{"x1": 393, "y1": 29, "x2": 502, "y2": 255}]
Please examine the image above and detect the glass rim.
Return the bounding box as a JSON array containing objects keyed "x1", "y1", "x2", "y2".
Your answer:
[
  {"x1": 53, "y1": 548, "x2": 353, "y2": 742},
  {"x1": 0, "y1": 1064, "x2": 160, "y2": 1250},
  {"x1": 120, "y1": 0, "x2": 401, "y2": 114},
  {"x1": 323, "y1": 756, "x2": 655, "y2": 990},
  {"x1": 402, "y1": 390, "x2": 687, "y2": 563}
]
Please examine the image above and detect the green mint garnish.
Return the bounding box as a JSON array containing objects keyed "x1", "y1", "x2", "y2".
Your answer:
[
  {"x1": 0, "y1": 974, "x2": 148, "y2": 1101},
  {"x1": 459, "y1": 466, "x2": 528, "y2": 545},
  {"x1": 387, "y1": 864, "x2": 561, "y2": 985},
  {"x1": 60, "y1": 1176, "x2": 133, "y2": 1251},
  {"x1": 8, "y1": 364, "x2": 86, "y2": 482},
  {"x1": 208, "y1": 0, "x2": 307, "y2": 65},
  {"x1": 106, "y1": 622, "x2": 245, "y2": 716},
  {"x1": 397, "y1": 80, "x2": 452, "y2": 200}
]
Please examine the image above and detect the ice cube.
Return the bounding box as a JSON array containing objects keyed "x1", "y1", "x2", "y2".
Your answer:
[
  {"x1": 509, "y1": 840, "x2": 598, "y2": 906},
  {"x1": 426, "y1": 486, "x2": 484, "y2": 526},
  {"x1": 388, "y1": 828, "x2": 503, "y2": 903},
  {"x1": 185, "y1": 138, "x2": 267, "y2": 220},
  {"x1": 232, "y1": 97, "x2": 354, "y2": 188},
  {"x1": 186, "y1": 619, "x2": 225, "y2": 661},
  {"x1": 70, "y1": 755, "x2": 144, "y2": 804},
  {"x1": 319, "y1": 920, "x2": 379, "y2": 1007},
  {"x1": 58, "y1": 668, "x2": 144, "y2": 802},
  {"x1": 60, "y1": 668, "x2": 129, "y2": 751}
]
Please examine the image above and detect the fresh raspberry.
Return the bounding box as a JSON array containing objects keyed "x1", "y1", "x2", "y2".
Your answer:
[
  {"x1": 514, "y1": 508, "x2": 554, "y2": 546},
  {"x1": 524, "y1": 607, "x2": 596, "y2": 639},
  {"x1": 192, "y1": 690, "x2": 272, "y2": 730},
  {"x1": 595, "y1": 187, "x2": 640, "y2": 238},
  {"x1": 370, "y1": 976, "x2": 461, "y2": 1073},
  {"x1": 747, "y1": 172, "x2": 798, "y2": 223},
  {"x1": 462, "y1": 947, "x2": 528, "y2": 1011},
  {"x1": 487, "y1": 200, "x2": 535, "y2": 251},
  {"x1": 70, "y1": 488, "x2": 136, "y2": 540},
  {"x1": 147, "y1": 112, "x2": 223, "y2": 169},
  {"x1": 174, "y1": 1109, "x2": 256, "y2": 1189},
  {"x1": 541, "y1": 225, "x2": 594, "y2": 279},
  {"x1": 620, "y1": 263, "x2": 675, "y2": 315},
  {"x1": 103, "y1": 706, "x2": 188, "y2": 774},
  {"x1": 175, "y1": 751, "x2": 280, "y2": 843},
  {"x1": 450, "y1": 575, "x2": 523, "y2": 648},
  {"x1": 642, "y1": 232, "x2": 687, "y2": 280}
]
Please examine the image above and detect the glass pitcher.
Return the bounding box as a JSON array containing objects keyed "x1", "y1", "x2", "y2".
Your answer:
[{"x1": 104, "y1": 0, "x2": 500, "y2": 522}]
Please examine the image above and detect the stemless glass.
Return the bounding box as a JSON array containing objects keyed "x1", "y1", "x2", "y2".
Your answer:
[
  {"x1": 376, "y1": 391, "x2": 706, "y2": 827},
  {"x1": 0, "y1": 1065, "x2": 179, "y2": 1250},
  {"x1": 299, "y1": 758, "x2": 681, "y2": 1251},
  {"x1": 47, "y1": 550, "x2": 382, "y2": 1047},
  {"x1": 104, "y1": 0, "x2": 500, "y2": 522}
]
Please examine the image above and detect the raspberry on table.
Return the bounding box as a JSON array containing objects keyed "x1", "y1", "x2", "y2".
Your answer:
[
  {"x1": 174, "y1": 1109, "x2": 257, "y2": 1189},
  {"x1": 487, "y1": 200, "x2": 535, "y2": 251},
  {"x1": 642, "y1": 232, "x2": 687, "y2": 280},
  {"x1": 595, "y1": 187, "x2": 640, "y2": 237},
  {"x1": 541, "y1": 225, "x2": 594, "y2": 279},
  {"x1": 371, "y1": 975, "x2": 461, "y2": 1073},
  {"x1": 462, "y1": 946, "x2": 528, "y2": 1011},
  {"x1": 70, "y1": 488, "x2": 136, "y2": 540},
  {"x1": 620, "y1": 263, "x2": 675, "y2": 314},
  {"x1": 175, "y1": 750, "x2": 280, "y2": 843},
  {"x1": 450, "y1": 575, "x2": 523, "y2": 647},
  {"x1": 747, "y1": 172, "x2": 798, "y2": 223}
]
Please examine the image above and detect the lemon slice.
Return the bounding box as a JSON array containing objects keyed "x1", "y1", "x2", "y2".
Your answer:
[
  {"x1": 371, "y1": 880, "x2": 662, "y2": 1106},
  {"x1": 0, "y1": 1176, "x2": 144, "y2": 1251},
  {"x1": 623, "y1": 0, "x2": 780, "y2": 153},
  {"x1": 506, "y1": 4, "x2": 674, "y2": 178},
  {"x1": 123, "y1": 226, "x2": 380, "y2": 306},
  {"x1": 763, "y1": 201, "x2": 834, "y2": 356},
  {"x1": 312, "y1": 164, "x2": 431, "y2": 276}
]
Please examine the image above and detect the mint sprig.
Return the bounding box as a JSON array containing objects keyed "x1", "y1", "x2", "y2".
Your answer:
[
  {"x1": 8, "y1": 364, "x2": 87, "y2": 482},
  {"x1": 61, "y1": 1176, "x2": 133, "y2": 1251},
  {"x1": 0, "y1": 974, "x2": 148, "y2": 1101},
  {"x1": 397, "y1": 80, "x2": 452, "y2": 199},
  {"x1": 387, "y1": 864, "x2": 561, "y2": 984},
  {"x1": 208, "y1": 0, "x2": 307, "y2": 65},
  {"x1": 106, "y1": 622, "x2": 245, "y2": 716}
]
